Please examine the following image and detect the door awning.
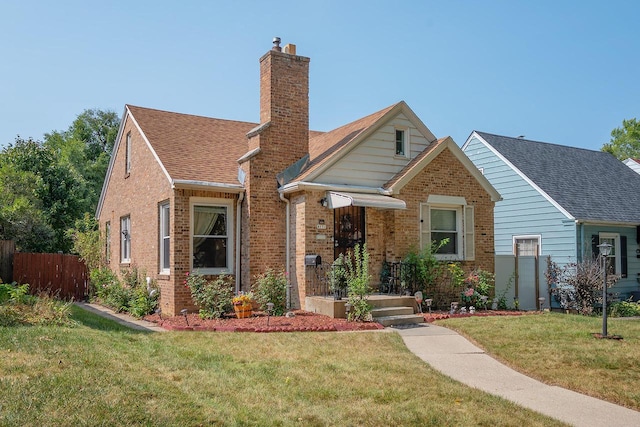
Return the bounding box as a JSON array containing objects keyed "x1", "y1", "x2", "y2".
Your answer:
[{"x1": 326, "y1": 191, "x2": 406, "y2": 210}]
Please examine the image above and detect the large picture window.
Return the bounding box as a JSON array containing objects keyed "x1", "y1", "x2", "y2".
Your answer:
[
  {"x1": 191, "y1": 198, "x2": 233, "y2": 274},
  {"x1": 159, "y1": 202, "x2": 170, "y2": 274},
  {"x1": 420, "y1": 196, "x2": 474, "y2": 261}
]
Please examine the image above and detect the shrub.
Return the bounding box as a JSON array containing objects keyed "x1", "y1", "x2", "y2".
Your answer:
[
  {"x1": 186, "y1": 271, "x2": 234, "y2": 319},
  {"x1": 328, "y1": 254, "x2": 348, "y2": 297},
  {"x1": 345, "y1": 244, "x2": 372, "y2": 322},
  {"x1": 610, "y1": 299, "x2": 640, "y2": 317},
  {"x1": 0, "y1": 282, "x2": 74, "y2": 327},
  {"x1": 253, "y1": 268, "x2": 287, "y2": 316},
  {"x1": 90, "y1": 266, "x2": 159, "y2": 318},
  {"x1": 402, "y1": 239, "x2": 448, "y2": 291},
  {"x1": 90, "y1": 267, "x2": 119, "y2": 301}
]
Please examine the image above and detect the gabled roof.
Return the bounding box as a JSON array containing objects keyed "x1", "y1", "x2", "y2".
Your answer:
[
  {"x1": 473, "y1": 131, "x2": 640, "y2": 224},
  {"x1": 293, "y1": 103, "x2": 401, "y2": 181},
  {"x1": 127, "y1": 105, "x2": 255, "y2": 184},
  {"x1": 384, "y1": 136, "x2": 501, "y2": 201}
]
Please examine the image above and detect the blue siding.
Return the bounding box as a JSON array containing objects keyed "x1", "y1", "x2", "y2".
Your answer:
[{"x1": 463, "y1": 136, "x2": 576, "y2": 265}]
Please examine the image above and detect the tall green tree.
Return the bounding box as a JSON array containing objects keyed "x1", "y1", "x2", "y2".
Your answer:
[{"x1": 602, "y1": 118, "x2": 640, "y2": 160}]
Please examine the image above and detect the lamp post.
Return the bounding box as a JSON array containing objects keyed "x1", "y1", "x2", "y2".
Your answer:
[{"x1": 597, "y1": 242, "x2": 612, "y2": 337}]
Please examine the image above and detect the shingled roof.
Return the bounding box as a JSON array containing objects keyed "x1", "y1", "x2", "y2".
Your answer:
[
  {"x1": 128, "y1": 105, "x2": 256, "y2": 184},
  {"x1": 476, "y1": 131, "x2": 640, "y2": 224}
]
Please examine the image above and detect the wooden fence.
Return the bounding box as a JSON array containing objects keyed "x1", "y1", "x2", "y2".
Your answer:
[
  {"x1": 0, "y1": 240, "x2": 15, "y2": 283},
  {"x1": 13, "y1": 252, "x2": 88, "y2": 301}
]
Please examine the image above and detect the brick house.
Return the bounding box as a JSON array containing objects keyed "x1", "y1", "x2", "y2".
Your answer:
[{"x1": 96, "y1": 40, "x2": 500, "y2": 316}]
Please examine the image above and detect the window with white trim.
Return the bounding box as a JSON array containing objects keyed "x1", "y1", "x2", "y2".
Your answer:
[
  {"x1": 513, "y1": 235, "x2": 541, "y2": 256},
  {"x1": 191, "y1": 198, "x2": 233, "y2": 274},
  {"x1": 598, "y1": 233, "x2": 620, "y2": 275},
  {"x1": 420, "y1": 196, "x2": 474, "y2": 260},
  {"x1": 159, "y1": 202, "x2": 170, "y2": 274},
  {"x1": 120, "y1": 215, "x2": 131, "y2": 263},
  {"x1": 395, "y1": 129, "x2": 405, "y2": 156}
]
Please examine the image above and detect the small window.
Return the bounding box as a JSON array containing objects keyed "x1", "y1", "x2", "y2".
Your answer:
[
  {"x1": 599, "y1": 233, "x2": 620, "y2": 275},
  {"x1": 105, "y1": 221, "x2": 111, "y2": 264},
  {"x1": 395, "y1": 129, "x2": 405, "y2": 156},
  {"x1": 159, "y1": 202, "x2": 170, "y2": 273},
  {"x1": 513, "y1": 236, "x2": 541, "y2": 256},
  {"x1": 125, "y1": 132, "x2": 132, "y2": 175},
  {"x1": 120, "y1": 215, "x2": 131, "y2": 263}
]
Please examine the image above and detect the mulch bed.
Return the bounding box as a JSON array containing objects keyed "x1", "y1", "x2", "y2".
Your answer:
[
  {"x1": 143, "y1": 310, "x2": 384, "y2": 332},
  {"x1": 143, "y1": 309, "x2": 531, "y2": 332}
]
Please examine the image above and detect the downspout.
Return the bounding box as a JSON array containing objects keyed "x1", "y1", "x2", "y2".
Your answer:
[
  {"x1": 235, "y1": 192, "x2": 245, "y2": 294},
  {"x1": 279, "y1": 191, "x2": 291, "y2": 309}
]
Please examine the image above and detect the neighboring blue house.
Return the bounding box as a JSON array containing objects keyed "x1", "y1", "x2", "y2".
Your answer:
[{"x1": 462, "y1": 131, "x2": 640, "y2": 302}]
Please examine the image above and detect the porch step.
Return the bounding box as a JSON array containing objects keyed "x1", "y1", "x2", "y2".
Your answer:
[
  {"x1": 374, "y1": 313, "x2": 425, "y2": 327},
  {"x1": 371, "y1": 306, "x2": 414, "y2": 317}
]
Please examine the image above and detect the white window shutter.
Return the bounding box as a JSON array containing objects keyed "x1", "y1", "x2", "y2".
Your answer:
[{"x1": 464, "y1": 205, "x2": 475, "y2": 260}]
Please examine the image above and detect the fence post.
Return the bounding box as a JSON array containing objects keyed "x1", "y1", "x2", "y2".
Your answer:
[{"x1": 0, "y1": 240, "x2": 16, "y2": 283}]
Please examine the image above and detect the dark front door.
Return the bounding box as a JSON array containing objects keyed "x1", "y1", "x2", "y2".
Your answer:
[{"x1": 334, "y1": 206, "x2": 365, "y2": 259}]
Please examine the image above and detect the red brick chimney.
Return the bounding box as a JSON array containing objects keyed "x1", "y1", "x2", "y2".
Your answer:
[{"x1": 256, "y1": 37, "x2": 310, "y2": 160}]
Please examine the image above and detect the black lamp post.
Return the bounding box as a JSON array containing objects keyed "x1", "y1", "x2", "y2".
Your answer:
[{"x1": 597, "y1": 242, "x2": 612, "y2": 337}]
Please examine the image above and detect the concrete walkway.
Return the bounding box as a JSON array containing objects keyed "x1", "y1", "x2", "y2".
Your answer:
[
  {"x1": 394, "y1": 323, "x2": 640, "y2": 427},
  {"x1": 74, "y1": 302, "x2": 167, "y2": 332}
]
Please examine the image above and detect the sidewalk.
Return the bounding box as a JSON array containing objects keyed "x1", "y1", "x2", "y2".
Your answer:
[
  {"x1": 394, "y1": 323, "x2": 639, "y2": 427},
  {"x1": 74, "y1": 302, "x2": 167, "y2": 332}
]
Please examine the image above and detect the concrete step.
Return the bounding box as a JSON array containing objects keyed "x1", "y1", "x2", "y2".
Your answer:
[
  {"x1": 371, "y1": 306, "x2": 414, "y2": 317},
  {"x1": 368, "y1": 295, "x2": 417, "y2": 309},
  {"x1": 374, "y1": 313, "x2": 424, "y2": 327}
]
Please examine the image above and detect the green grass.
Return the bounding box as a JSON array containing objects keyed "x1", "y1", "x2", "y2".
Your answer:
[
  {"x1": 439, "y1": 312, "x2": 640, "y2": 410},
  {"x1": 0, "y1": 306, "x2": 564, "y2": 426}
]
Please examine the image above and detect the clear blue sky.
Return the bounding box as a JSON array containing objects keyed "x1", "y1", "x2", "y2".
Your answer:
[{"x1": 1, "y1": 0, "x2": 638, "y2": 151}]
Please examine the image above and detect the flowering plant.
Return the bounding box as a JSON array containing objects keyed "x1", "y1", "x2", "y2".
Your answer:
[{"x1": 232, "y1": 292, "x2": 253, "y2": 307}]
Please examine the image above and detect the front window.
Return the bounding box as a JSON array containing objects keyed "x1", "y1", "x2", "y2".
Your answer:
[
  {"x1": 159, "y1": 202, "x2": 170, "y2": 273},
  {"x1": 513, "y1": 236, "x2": 541, "y2": 256},
  {"x1": 191, "y1": 198, "x2": 234, "y2": 274},
  {"x1": 120, "y1": 215, "x2": 131, "y2": 263},
  {"x1": 599, "y1": 233, "x2": 620, "y2": 274},
  {"x1": 421, "y1": 196, "x2": 474, "y2": 260}
]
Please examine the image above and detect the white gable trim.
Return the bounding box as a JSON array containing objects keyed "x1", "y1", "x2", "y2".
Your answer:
[
  {"x1": 96, "y1": 106, "x2": 173, "y2": 218},
  {"x1": 466, "y1": 131, "x2": 574, "y2": 220},
  {"x1": 303, "y1": 101, "x2": 436, "y2": 182}
]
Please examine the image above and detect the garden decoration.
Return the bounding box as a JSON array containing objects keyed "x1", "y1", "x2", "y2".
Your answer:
[{"x1": 233, "y1": 293, "x2": 253, "y2": 318}]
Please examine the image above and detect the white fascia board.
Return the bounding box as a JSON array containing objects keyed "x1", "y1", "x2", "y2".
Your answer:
[
  {"x1": 171, "y1": 179, "x2": 245, "y2": 193},
  {"x1": 472, "y1": 132, "x2": 574, "y2": 220},
  {"x1": 576, "y1": 219, "x2": 639, "y2": 228},
  {"x1": 279, "y1": 181, "x2": 392, "y2": 196}
]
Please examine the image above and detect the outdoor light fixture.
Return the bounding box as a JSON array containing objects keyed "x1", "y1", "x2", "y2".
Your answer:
[
  {"x1": 538, "y1": 297, "x2": 546, "y2": 311},
  {"x1": 345, "y1": 302, "x2": 352, "y2": 320},
  {"x1": 266, "y1": 302, "x2": 274, "y2": 327},
  {"x1": 180, "y1": 308, "x2": 189, "y2": 326},
  {"x1": 480, "y1": 295, "x2": 489, "y2": 310},
  {"x1": 597, "y1": 242, "x2": 613, "y2": 337},
  {"x1": 424, "y1": 299, "x2": 433, "y2": 314}
]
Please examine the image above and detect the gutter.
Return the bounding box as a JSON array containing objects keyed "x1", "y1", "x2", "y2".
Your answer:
[
  {"x1": 171, "y1": 179, "x2": 245, "y2": 193},
  {"x1": 235, "y1": 192, "x2": 245, "y2": 294},
  {"x1": 279, "y1": 191, "x2": 291, "y2": 309},
  {"x1": 280, "y1": 181, "x2": 393, "y2": 196}
]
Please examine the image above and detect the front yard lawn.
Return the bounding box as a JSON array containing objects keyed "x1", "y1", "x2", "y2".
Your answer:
[
  {"x1": 439, "y1": 312, "x2": 640, "y2": 410},
  {"x1": 0, "y1": 305, "x2": 563, "y2": 426}
]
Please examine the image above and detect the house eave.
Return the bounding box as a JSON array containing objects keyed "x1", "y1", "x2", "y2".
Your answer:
[
  {"x1": 171, "y1": 179, "x2": 245, "y2": 193},
  {"x1": 575, "y1": 219, "x2": 640, "y2": 227}
]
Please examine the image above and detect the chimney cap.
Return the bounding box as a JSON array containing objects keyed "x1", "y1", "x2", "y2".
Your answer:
[{"x1": 272, "y1": 37, "x2": 282, "y2": 52}]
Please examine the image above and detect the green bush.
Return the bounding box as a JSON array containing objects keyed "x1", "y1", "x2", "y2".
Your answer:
[
  {"x1": 90, "y1": 267, "x2": 159, "y2": 318},
  {"x1": 186, "y1": 272, "x2": 234, "y2": 319},
  {"x1": 253, "y1": 269, "x2": 287, "y2": 316},
  {"x1": 0, "y1": 282, "x2": 74, "y2": 327},
  {"x1": 610, "y1": 300, "x2": 640, "y2": 317},
  {"x1": 345, "y1": 244, "x2": 372, "y2": 322}
]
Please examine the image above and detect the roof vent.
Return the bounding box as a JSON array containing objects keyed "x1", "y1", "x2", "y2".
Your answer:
[{"x1": 272, "y1": 37, "x2": 282, "y2": 52}]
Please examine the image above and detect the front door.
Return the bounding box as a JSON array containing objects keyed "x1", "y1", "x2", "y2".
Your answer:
[{"x1": 334, "y1": 206, "x2": 365, "y2": 259}]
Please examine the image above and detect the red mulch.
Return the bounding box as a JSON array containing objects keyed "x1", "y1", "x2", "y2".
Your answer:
[
  {"x1": 143, "y1": 310, "x2": 384, "y2": 332},
  {"x1": 143, "y1": 309, "x2": 532, "y2": 332}
]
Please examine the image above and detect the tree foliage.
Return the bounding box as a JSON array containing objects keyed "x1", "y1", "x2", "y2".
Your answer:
[
  {"x1": 602, "y1": 118, "x2": 640, "y2": 160},
  {"x1": 0, "y1": 109, "x2": 120, "y2": 253}
]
